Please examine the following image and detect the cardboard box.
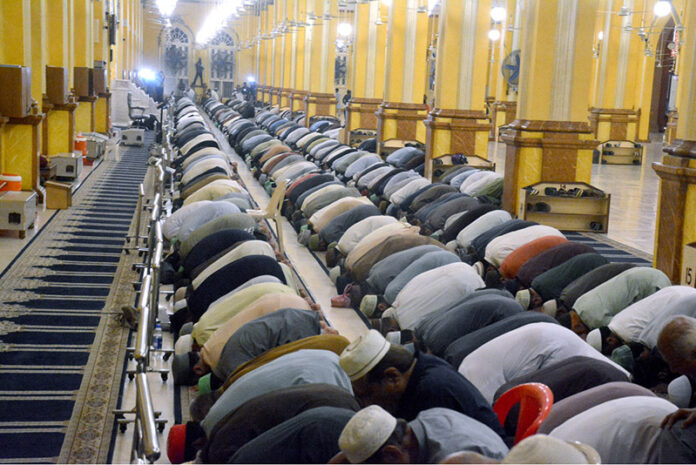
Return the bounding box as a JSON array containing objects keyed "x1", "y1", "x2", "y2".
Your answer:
[
  {"x1": 46, "y1": 66, "x2": 70, "y2": 105},
  {"x1": 45, "y1": 181, "x2": 72, "y2": 209},
  {"x1": 682, "y1": 242, "x2": 696, "y2": 288},
  {"x1": 0, "y1": 65, "x2": 32, "y2": 118}
]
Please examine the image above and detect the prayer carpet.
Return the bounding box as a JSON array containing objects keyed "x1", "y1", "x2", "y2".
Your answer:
[{"x1": 0, "y1": 134, "x2": 151, "y2": 463}]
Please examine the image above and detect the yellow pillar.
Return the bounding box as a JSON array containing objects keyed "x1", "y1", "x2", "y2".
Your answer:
[
  {"x1": 44, "y1": 0, "x2": 75, "y2": 155},
  {"x1": 280, "y1": 0, "x2": 295, "y2": 108},
  {"x1": 303, "y1": 0, "x2": 337, "y2": 125},
  {"x1": 423, "y1": 0, "x2": 494, "y2": 179},
  {"x1": 73, "y1": 0, "x2": 95, "y2": 134},
  {"x1": 490, "y1": 0, "x2": 519, "y2": 140},
  {"x1": 289, "y1": 0, "x2": 306, "y2": 112},
  {"x1": 0, "y1": 0, "x2": 44, "y2": 199},
  {"x1": 344, "y1": 2, "x2": 386, "y2": 144},
  {"x1": 501, "y1": 0, "x2": 600, "y2": 213},
  {"x1": 588, "y1": 0, "x2": 643, "y2": 142},
  {"x1": 376, "y1": 0, "x2": 429, "y2": 153},
  {"x1": 652, "y1": 0, "x2": 696, "y2": 282}
]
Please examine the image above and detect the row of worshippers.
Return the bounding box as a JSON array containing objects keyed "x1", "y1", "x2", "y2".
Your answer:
[
  {"x1": 158, "y1": 99, "x2": 335, "y2": 395},
  {"x1": 231, "y1": 101, "x2": 696, "y2": 393},
  {"x1": 192, "y1": 98, "x2": 696, "y2": 462}
]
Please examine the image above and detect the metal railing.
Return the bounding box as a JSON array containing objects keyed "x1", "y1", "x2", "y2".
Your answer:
[{"x1": 114, "y1": 102, "x2": 176, "y2": 463}]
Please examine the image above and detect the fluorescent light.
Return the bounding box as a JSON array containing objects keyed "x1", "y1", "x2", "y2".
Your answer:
[
  {"x1": 598, "y1": 31, "x2": 604, "y2": 40},
  {"x1": 337, "y1": 22, "x2": 353, "y2": 37},
  {"x1": 488, "y1": 29, "x2": 501, "y2": 41},
  {"x1": 490, "y1": 6, "x2": 506, "y2": 22},
  {"x1": 653, "y1": 1, "x2": 671, "y2": 17}
]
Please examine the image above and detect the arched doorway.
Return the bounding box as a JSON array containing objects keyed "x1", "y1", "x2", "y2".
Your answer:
[
  {"x1": 161, "y1": 26, "x2": 192, "y2": 95},
  {"x1": 209, "y1": 31, "x2": 236, "y2": 99}
]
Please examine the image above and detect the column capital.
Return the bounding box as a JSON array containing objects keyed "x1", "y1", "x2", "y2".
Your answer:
[{"x1": 663, "y1": 139, "x2": 696, "y2": 160}]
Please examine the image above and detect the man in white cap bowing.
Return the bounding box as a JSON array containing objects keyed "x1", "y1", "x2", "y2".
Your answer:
[
  {"x1": 338, "y1": 330, "x2": 506, "y2": 439},
  {"x1": 334, "y1": 405, "x2": 508, "y2": 463}
]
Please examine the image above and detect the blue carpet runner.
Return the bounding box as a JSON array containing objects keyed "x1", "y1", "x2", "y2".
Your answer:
[
  {"x1": 563, "y1": 231, "x2": 652, "y2": 266},
  {"x1": 0, "y1": 135, "x2": 150, "y2": 463}
]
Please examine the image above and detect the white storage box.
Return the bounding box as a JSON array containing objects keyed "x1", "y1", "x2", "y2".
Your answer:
[
  {"x1": 83, "y1": 132, "x2": 109, "y2": 159},
  {"x1": 52, "y1": 153, "x2": 84, "y2": 180},
  {"x1": 122, "y1": 128, "x2": 145, "y2": 147},
  {"x1": 0, "y1": 191, "x2": 36, "y2": 238}
]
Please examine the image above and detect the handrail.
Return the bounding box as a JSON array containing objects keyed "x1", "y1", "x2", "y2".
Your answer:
[
  {"x1": 134, "y1": 272, "x2": 152, "y2": 362},
  {"x1": 135, "y1": 373, "x2": 161, "y2": 462},
  {"x1": 122, "y1": 97, "x2": 176, "y2": 464}
]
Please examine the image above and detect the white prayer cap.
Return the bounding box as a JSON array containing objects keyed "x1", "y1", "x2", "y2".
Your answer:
[
  {"x1": 174, "y1": 299, "x2": 188, "y2": 312},
  {"x1": 473, "y1": 261, "x2": 485, "y2": 277},
  {"x1": 385, "y1": 331, "x2": 402, "y2": 345},
  {"x1": 339, "y1": 329, "x2": 390, "y2": 381},
  {"x1": 382, "y1": 307, "x2": 397, "y2": 319},
  {"x1": 541, "y1": 299, "x2": 558, "y2": 317},
  {"x1": 174, "y1": 334, "x2": 192, "y2": 355},
  {"x1": 668, "y1": 375, "x2": 692, "y2": 408},
  {"x1": 502, "y1": 435, "x2": 601, "y2": 464},
  {"x1": 329, "y1": 266, "x2": 342, "y2": 284},
  {"x1": 360, "y1": 295, "x2": 378, "y2": 317},
  {"x1": 586, "y1": 328, "x2": 602, "y2": 352},
  {"x1": 516, "y1": 290, "x2": 531, "y2": 310},
  {"x1": 338, "y1": 405, "x2": 397, "y2": 463}
]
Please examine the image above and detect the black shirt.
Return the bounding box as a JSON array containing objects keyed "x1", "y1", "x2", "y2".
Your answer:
[
  {"x1": 202, "y1": 384, "x2": 359, "y2": 463},
  {"x1": 397, "y1": 353, "x2": 506, "y2": 439},
  {"x1": 229, "y1": 406, "x2": 355, "y2": 464}
]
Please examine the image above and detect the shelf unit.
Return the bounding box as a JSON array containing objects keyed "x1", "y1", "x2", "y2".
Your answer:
[{"x1": 518, "y1": 182, "x2": 610, "y2": 233}]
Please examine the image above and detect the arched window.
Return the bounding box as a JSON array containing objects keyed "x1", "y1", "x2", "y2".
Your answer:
[
  {"x1": 210, "y1": 31, "x2": 236, "y2": 98},
  {"x1": 162, "y1": 26, "x2": 192, "y2": 93}
]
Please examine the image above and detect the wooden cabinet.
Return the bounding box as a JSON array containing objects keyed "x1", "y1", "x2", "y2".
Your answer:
[
  {"x1": 93, "y1": 68, "x2": 107, "y2": 94},
  {"x1": 0, "y1": 65, "x2": 32, "y2": 118},
  {"x1": 518, "y1": 182, "x2": 610, "y2": 233},
  {"x1": 46, "y1": 66, "x2": 70, "y2": 105},
  {"x1": 74, "y1": 67, "x2": 94, "y2": 97}
]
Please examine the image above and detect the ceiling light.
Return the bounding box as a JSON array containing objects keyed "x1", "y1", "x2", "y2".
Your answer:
[
  {"x1": 337, "y1": 22, "x2": 353, "y2": 37},
  {"x1": 653, "y1": 1, "x2": 671, "y2": 17},
  {"x1": 488, "y1": 29, "x2": 501, "y2": 41},
  {"x1": 490, "y1": 6, "x2": 506, "y2": 23}
]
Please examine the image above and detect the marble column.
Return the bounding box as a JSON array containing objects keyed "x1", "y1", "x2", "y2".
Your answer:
[
  {"x1": 501, "y1": 0, "x2": 599, "y2": 213},
  {"x1": 652, "y1": 2, "x2": 696, "y2": 282}
]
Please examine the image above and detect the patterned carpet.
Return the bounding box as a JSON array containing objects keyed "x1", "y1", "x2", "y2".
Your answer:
[
  {"x1": 565, "y1": 231, "x2": 653, "y2": 266},
  {"x1": 0, "y1": 135, "x2": 151, "y2": 463}
]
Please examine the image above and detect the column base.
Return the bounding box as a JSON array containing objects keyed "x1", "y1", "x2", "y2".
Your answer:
[
  {"x1": 344, "y1": 98, "x2": 381, "y2": 145},
  {"x1": 303, "y1": 92, "x2": 337, "y2": 127},
  {"x1": 423, "y1": 108, "x2": 492, "y2": 180},
  {"x1": 375, "y1": 102, "x2": 428, "y2": 156},
  {"x1": 96, "y1": 93, "x2": 111, "y2": 134},
  {"x1": 500, "y1": 119, "x2": 598, "y2": 213},
  {"x1": 279, "y1": 88, "x2": 292, "y2": 110},
  {"x1": 652, "y1": 139, "x2": 696, "y2": 282},
  {"x1": 5, "y1": 113, "x2": 46, "y2": 202},
  {"x1": 588, "y1": 107, "x2": 641, "y2": 141},
  {"x1": 76, "y1": 96, "x2": 97, "y2": 133},
  {"x1": 665, "y1": 110, "x2": 679, "y2": 145},
  {"x1": 489, "y1": 101, "x2": 517, "y2": 140},
  {"x1": 289, "y1": 90, "x2": 307, "y2": 116}
]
